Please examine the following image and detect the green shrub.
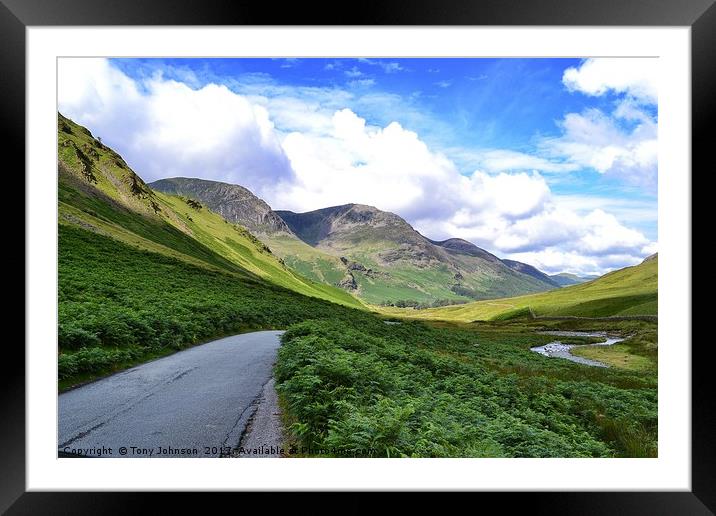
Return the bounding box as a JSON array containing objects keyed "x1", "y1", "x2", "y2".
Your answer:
[
  {"x1": 276, "y1": 319, "x2": 657, "y2": 458},
  {"x1": 58, "y1": 224, "x2": 374, "y2": 381},
  {"x1": 58, "y1": 346, "x2": 143, "y2": 379}
]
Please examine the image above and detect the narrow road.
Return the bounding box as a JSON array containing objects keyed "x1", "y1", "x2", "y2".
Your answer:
[{"x1": 59, "y1": 330, "x2": 284, "y2": 458}]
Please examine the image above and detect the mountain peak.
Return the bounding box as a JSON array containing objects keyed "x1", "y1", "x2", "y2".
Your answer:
[
  {"x1": 429, "y1": 237, "x2": 502, "y2": 264},
  {"x1": 149, "y1": 177, "x2": 293, "y2": 236},
  {"x1": 276, "y1": 203, "x2": 417, "y2": 247}
]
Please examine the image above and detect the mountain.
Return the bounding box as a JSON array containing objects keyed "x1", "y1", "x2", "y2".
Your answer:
[
  {"x1": 429, "y1": 237, "x2": 503, "y2": 263},
  {"x1": 390, "y1": 255, "x2": 658, "y2": 322},
  {"x1": 549, "y1": 272, "x2": 600, "y2": 287},
  {"x1": 502, "y1": 259, "x2": 562, "y2": 288},
  {"x1": 150, "y1": 177, "x2": 351, "y2": 291},
  {"x1": 57, "y1": 113, "x2": 363, "y2": 310},
  {"x1": 277, "y1": 203, "x2": 558, "y2": 304},
  {"x1": 149, "y1": 177, "x2": 292, "y2": 236},
  {"x1": 147, "y1": 179, "x2": 558, "y2": 305}
]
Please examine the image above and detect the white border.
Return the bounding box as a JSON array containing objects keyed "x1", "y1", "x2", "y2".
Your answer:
[{"x1": 27, "y1": 27, "x2": 691, "y2": 491}]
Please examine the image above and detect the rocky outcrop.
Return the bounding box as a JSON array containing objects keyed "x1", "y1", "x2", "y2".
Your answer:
[
  {"x1": 150, "y1": 177, "x2": 293, "y2": 236},
  {"x1": 337, "y1": 272, "x2": 358, "y2": 290}
]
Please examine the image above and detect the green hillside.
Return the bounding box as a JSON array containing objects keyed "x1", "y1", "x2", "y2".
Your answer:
[
  {"x1": 379, "y1": 256, "x2": 657, "y2": 322},
  {"x1": 57, "y1": 113, "x2": 363, "y2": 310},
  {"x1": 277, "y1": 204, "x2": 558, "y2": 305},
  {"x1": 151, "y1": 179, "x2": 558, "y2": 306},
  {"x1": 58, "y1": 225, "x2": 368, "y2": 388},
  {"x1": 148, "y1": 177, "x2": 368, "y2": 300},
  {"x1": 57, "y1": 113, "x2": 370, "y2": 387},
  {"x1": 56, "y1": 112, "x2": 657, "y2": 457}
]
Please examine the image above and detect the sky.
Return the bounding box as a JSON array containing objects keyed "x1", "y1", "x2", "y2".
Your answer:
[{"x1": 57, "y1": 57, "x2": 658, "y2": 276}]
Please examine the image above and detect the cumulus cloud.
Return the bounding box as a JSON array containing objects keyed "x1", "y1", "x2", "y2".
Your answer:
[
  {"x1": 540, "y1": 106, "x2": 657, "y2": 189},
  {"x1": 274, "y1": 109, "x2": 459, "y2": 221},
  {"x1": 467, "y1": 149, "x2": 578, "y2": 174},
  {"x1": 58, "y1": 58, "x2": 294, "y2": 197},
  {"x1": 271, "y1": 108, "x2": 652, "y2": 274},
  {"x1": 58, "y1": 58, "x2": 656, "y2": 275},
  {"x1": 562, "y1": 58, "x2": 658, "y2": 104}
]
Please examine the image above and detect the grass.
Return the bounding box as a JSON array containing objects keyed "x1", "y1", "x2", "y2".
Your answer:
[
  {"x1": 376, "y1": 256, "x2": 657, "y2": 322},
  {"x1": 571, "y1": 326, "x2": 657, "y2": 372},
  {"x1": 58, "y1": 225, "x2": 370, "y2": 388},
  {"x1": 57, "y1": 112, "x2": 659, "y2": 457},
  {"x1": 262, "y1": 234, "x2": 348, "y2": 286},
  {"x1": 58, "y1": 113, "x2": 363, "y2": 311},
  {"x1": 571, "y1": 345, "x2": 653, "y2": 372},
  {"x1": 58, "y1": 112, "x2": 367, "y2": 387},
  {"x1": 275, "y1": 317, "x2": 657, "y2": 457}
]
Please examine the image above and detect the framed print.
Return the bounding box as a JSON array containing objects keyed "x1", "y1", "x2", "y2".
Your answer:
[{"x1": 6, "y1": 0, "x2": 713, "y2": 512}]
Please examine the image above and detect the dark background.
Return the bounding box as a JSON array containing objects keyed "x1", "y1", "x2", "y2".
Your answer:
[{"x1": 3, "y1": 0, "x2": 712, "y2": 513}]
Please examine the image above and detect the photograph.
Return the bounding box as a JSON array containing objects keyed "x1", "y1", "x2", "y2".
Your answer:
[{"x1": 56, "y1": 56, "x2": 659, "y2": 459}]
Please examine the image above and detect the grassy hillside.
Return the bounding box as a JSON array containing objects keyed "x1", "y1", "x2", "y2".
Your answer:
[
  {"x1": 276, "y1": 317, "x2": 657, "y2": 457},
  {"x1": 148, "y1": 177, "x2": 354, "y2": 297},
  {"x1": 378, "y1": 257, "x2": 657, "y2": 322},
  {"x1": 278, "y1": 204, "x2": 557, "y2": 305},
  {"x1": 58, "y1": 225, "x2": 367, "y2": 388},
  {"x1": 151, "y1": 179, "x2": 560, "y2": 306},
  {"x1": 57, "y1": 113, "x2": 363, "y2": 311},
  {"x1": 58, "y1": 112, "x2": 365, "y2": 387},
  {"x1": 57, "y1": 113, "x2": 658, "y2": 457},
  {"x1": 261, "y1": 233, "x2": 348, "y2": 285}
]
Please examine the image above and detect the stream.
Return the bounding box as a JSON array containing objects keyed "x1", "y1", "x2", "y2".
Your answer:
[{"x1": 530, "y1": 331, "x2": 625, "y2": 368}]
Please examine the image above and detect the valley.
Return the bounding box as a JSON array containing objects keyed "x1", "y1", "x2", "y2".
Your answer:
[
  {"x1": 57, "y1": 113, "x2": 658, "y2": 458},
  {"x1": 151, "y1": 178, "x2": 560, "y2": 306}
]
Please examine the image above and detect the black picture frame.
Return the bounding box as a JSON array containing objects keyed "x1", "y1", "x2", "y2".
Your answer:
[{"x1": 5, "y1": 0, "x2": 711, "y2": 513}]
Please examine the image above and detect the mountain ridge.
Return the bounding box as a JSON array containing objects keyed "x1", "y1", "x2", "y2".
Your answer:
[
  {"x1": 549, "y1": 272, "x2": 601, "y2": 287},
  {"x1": 276, "y1": 202, "x2": 559, "y2": 303},
  {"x1": 148, "y1": 177, "x2": 561, "y2": 304},
  {"x1": 150, "y1": 177, "x2": 293, "y2": 236},
  {"x1": 57, "y1": 113, "x2": 364, "y2": 310}
]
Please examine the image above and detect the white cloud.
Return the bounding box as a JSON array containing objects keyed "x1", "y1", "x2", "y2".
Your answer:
[
  {"x1": 357, "y1": 58, "x2": 406, "y2": 73},
  {"x1": 540, "y1": 106, "x2": 657, "y2": 189},
  {"x1": 275, "y1": 109, "x2": 458, "y2": 221},
  {"x1": 58, "y1": 58, "x2": 294, "y2": 196},
  {"x1": 344, "y1": 66, "x2": 364, "y2": 78},
  {"x1": 279, "y1": 58, "x2": 300, "y2": 69},
  {"x1": 58, "y1": 58, "x2": 656, "y2": 275},
  {"x1": 466, "y1": 149, "x2": 579, "y2": 174},
  {"x1": 382, "y1": 62, "x2": 405, "y2": 73},
  {"x1": 272, "y1": 108, "x2": 651, "y2": 275},
  {"x1": 503, "y1": 249, "x2": 644, "y2": 276},
  {"x1": 562, "y1": 58, "x2": 658, "y2": 104},
  {"x1": 348, "y1": 79, "x2": 376, "y2": 88}
]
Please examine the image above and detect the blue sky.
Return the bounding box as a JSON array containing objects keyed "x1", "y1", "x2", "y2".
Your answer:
[{"x1": 59, "y1": 57, "x2": 658, "y2": 274}]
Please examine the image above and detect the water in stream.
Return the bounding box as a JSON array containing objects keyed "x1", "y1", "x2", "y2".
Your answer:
[{"x1": 530, "y1": 331, "x2": 625, "y2": 368}]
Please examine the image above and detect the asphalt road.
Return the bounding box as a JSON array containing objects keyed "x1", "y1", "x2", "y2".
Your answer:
[{"x1": 58, "y1": 330, "x2": 284, "y2": 458}]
